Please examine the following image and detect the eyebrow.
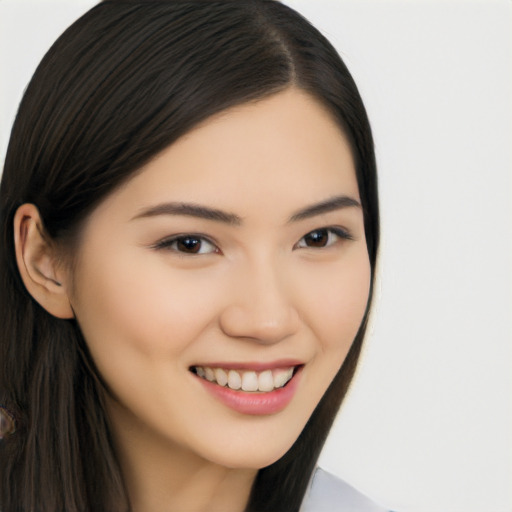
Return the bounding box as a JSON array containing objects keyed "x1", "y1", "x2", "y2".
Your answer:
[
  {"x1": 131, "y1": 195, "x2": 361, "y2": 225},
  {"x1": 132, "y1": 202, "x2": 242, "y2": 225},
  {"x1": 287, "y1": 195, "x2": 361, "y2": 222}
]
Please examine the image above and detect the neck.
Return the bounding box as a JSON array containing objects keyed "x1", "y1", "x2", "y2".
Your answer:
[{"x1": 107, "y1": 398, "x2": 258, "y2": 512}]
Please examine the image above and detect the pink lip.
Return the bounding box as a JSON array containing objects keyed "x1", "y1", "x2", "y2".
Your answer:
[{"x1": 194, "y1": 365, "x2": 303, "y2": 415}]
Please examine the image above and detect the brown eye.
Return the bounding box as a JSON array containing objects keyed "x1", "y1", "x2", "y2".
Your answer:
[
  {"x1": 295, "y1": 227, "x2": 352, "y2": 249},
  {"x1": 155, "y1": 235, "x2": 218, "y2": 254},
  {"x1": 303, "y1": 229, "x2": 329, "y2": 247},
  {"x1": 176, "y1": 236, "x2": 203, "y2": 253}
]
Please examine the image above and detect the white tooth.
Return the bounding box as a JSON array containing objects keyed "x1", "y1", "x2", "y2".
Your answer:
[
  {"x1": 196, "y1": 367, "x2": 205, "y2": 378},
  {"x1": 214, "y1": 368, "x2": 228, "y2": 387},
  {"x1": 204, "y1": 367, "x2": 215, "y2": 382},
  {"x1": 273, "y1": 367, "x2": 293, "y2": 388},
  {"x1": 227, "y1": 370, "x2": 242, "y2": 390},
  {"x1": 258, "y1": 370, "x2": 274, "y2": 392},
  {"x1": 241, "y1": 371, "x2": 259, "y2": 392}
]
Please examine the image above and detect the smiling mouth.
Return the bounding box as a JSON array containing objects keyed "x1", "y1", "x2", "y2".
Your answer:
[{"x1": 190, "y1": 365, "x2": 301, "y2": 393}]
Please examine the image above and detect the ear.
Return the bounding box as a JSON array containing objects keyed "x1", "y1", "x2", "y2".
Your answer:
[{"x1": 13, "y1": 204, "x2": 74, "y2": 319}]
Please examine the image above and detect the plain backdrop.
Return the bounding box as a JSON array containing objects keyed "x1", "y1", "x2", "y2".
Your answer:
[{"x1": 1, "y1": 1, "x2": 511, "y2": 511}]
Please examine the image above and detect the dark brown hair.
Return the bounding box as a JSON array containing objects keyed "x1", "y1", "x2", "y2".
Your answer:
[{"x1": 0, "y1": 1, "x2": 379, "y2": 510}]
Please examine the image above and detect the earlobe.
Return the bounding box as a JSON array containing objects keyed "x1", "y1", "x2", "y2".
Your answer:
[{"x1": 13, "y1": 204, "x2": 75, "y2": 319}]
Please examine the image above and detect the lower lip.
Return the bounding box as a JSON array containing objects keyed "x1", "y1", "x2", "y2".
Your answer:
[{"x1": 195, "y1": 367, "x2": 303, "y2": 415}]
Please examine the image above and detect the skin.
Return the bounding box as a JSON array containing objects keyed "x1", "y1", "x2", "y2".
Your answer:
[{"x1": 15, "y1": 88, "x2": 371, "y2": 512}]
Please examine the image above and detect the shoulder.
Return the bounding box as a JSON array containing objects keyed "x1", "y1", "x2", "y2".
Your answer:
[{"x1": 300, "y1": 467, "x2": 390, "y2": 512}]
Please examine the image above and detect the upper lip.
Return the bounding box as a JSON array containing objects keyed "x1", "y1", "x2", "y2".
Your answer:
[{"x1": 190, "y1": 359, "x2": 304, "y2": 371}]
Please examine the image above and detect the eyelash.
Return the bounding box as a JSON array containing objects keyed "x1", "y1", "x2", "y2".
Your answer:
[
  {"x1": 153, "y1": 227, "x2": 353, "y2": 255},
  {"x1": 294, "y1": 227, "x2": 353, "y2": 249},
  {"x1": 152, "y1": 234, "x2": 219, "y2": 255}
]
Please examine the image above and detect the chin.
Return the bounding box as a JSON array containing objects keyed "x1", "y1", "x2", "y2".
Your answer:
[{"x1": 203, "y1": 431, "x2": 300, "y2": 470}]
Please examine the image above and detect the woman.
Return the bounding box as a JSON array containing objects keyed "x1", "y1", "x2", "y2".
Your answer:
[{"x1": 0, "y1": 1, "x2": 384, "y2": 511}]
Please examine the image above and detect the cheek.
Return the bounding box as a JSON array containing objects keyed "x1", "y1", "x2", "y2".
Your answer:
[
  {"x1": 70, "y1": 250, "x2": 224, "y2": 379},
  {"x1": 303, "y1": 252, "x2": 371, "y2": 354},
  {"x1": 295, "y1": 250, "x2": 371, "y2": 414}
]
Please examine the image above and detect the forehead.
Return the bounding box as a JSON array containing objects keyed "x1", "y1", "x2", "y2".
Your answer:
[{"x1": 90, "y1": 88, "x2": 358, "y2": 223}]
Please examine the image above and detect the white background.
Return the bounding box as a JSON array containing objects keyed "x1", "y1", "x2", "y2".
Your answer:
[{"x1": 1, "y1": 1, "x2": 511, "y2": 511}]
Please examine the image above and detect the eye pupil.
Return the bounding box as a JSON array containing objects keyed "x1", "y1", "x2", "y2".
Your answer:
[
  {"x1": 177, "y1": 237, "x2": 201, "y2": 253},
  {"x1": 305, "y1": 229, "x2": 328, "y2": 247}
]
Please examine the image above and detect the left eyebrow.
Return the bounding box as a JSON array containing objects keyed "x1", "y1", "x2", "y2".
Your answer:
[{"x1": 288, "y1": 195, "x2": 361, "y2": 223}]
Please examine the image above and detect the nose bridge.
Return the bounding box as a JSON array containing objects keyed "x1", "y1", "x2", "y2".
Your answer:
[{"x1": 219, "y1": 251, "x2": 300, "y2": 344}]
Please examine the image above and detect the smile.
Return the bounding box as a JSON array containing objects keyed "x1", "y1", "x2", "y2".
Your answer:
[
  {"x1": 190, "y1": 363, "x2": 304, "y2": 415},
  {"x1": 191, "y1": 366, "x2": 296, "y2": 393}
]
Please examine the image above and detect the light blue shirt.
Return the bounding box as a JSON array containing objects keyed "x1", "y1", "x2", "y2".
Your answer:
[{"x1": 300, "y1": 468, "x2": 390, "y2": 512}]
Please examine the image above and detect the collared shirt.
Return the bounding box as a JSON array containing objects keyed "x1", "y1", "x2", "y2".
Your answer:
[{"x1": 300, "y1": 468, "x2": 391, "y2": 512}]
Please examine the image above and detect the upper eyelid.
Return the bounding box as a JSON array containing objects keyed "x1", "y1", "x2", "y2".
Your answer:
[
  {"x1": 327, "y1": 226, "x2": 354, "y2": 240},
  {"x1": 299, "y1": 225, "x2": 353, "y2": 238},
  {"x1": 152, "y1": 233, "x2": 219, "y2": 250},
  {"x1": 295, "y1": 226, "x2": 354, "y2": 247}
]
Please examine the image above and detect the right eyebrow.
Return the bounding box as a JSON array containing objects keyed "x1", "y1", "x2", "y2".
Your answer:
[{"x1": 130, "y1": 201, "x2": 242, "y2": 225}]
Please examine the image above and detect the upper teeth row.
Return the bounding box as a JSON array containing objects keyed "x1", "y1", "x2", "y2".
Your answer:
[{"x1": 193, "y1": 366, "x2": 295, "y2": 392}]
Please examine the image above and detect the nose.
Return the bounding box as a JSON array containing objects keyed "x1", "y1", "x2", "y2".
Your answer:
[{"x1": 219, "y1": 259, "x2": 300, "y2": 345}]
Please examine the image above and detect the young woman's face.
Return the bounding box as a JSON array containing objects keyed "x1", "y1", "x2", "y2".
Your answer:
[{"x1": 67, "y1": 88, "x2": 371, "y2": 469}]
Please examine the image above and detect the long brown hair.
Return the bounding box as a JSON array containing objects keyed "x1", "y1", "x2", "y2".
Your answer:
[{"x1": 0, "y1": 1, "x2": 379, "y2": 510}]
